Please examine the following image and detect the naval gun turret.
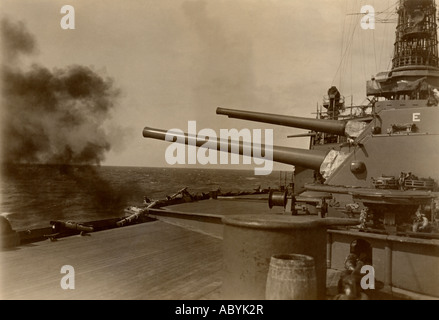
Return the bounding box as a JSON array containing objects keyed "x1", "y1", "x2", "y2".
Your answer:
[
  {"x1": 143, "y1": 0, "x2": 439, "y2": 235},
  {"x1": 144, "y1": 96, "x2": 438, "y2": 224},
  {"x1": 215, "y1": 103, "x2": 438, "y2": 186},
  {"x1": 142, "y1": 0, "x2": 439, "y2": 298}
]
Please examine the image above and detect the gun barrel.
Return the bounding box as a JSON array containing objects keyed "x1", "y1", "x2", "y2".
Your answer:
[
  {"x1": 216, "y1": 107, "x2": 346, "y2": 136},
  {"x1": 143, "y1": 127, "x2": 327, "y2": 170}
]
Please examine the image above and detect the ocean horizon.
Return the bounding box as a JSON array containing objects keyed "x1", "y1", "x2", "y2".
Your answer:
[{"x1": 1, "y1": 163, "x2": 284, "y2": 230}]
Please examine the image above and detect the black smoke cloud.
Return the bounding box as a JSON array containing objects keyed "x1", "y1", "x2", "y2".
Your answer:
[
  {"x1": 1, "y1": 18, "x2": 36, "y2": 63},
  {"x1": 1, "y1": 18, "x2": 120, "y2": 165}
]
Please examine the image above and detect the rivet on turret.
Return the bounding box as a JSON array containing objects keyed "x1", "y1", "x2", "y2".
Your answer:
[
  {"x1": 350, "y1": 160, "x2": 366, "y2": 174},
  {"x1": 371, "y1": 126, "x2": 381, "y2": 134}
]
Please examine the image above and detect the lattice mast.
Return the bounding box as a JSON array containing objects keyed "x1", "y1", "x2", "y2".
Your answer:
[
  {"x1": 366, "y1": 0, "x2": 439, "y2": 99},
  {"x1": 392, "y1": 0, "x2": 439, "y2": 71}
]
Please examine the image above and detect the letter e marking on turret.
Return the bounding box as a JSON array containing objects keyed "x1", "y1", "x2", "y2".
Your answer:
[{"x1": 413, "y1": 113, "x2": 421, "y2": 122}]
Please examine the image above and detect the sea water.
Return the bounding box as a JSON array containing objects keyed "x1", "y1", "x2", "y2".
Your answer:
[{"x1": 0, "y1": 164, "x2": 281, "y2": 230}]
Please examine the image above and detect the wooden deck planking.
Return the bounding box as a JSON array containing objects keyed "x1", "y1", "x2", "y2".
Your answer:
[
  {"x1": 166, "y1": 198, "x2": 284, "y2": 216},
  {"x1": 0, "y1": 221, "x2": 223, "y2": 300}
]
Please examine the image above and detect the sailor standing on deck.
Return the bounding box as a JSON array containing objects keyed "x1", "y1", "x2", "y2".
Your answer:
[
  {"x1": 335, "y1": 239, "x2": 372, "y2": 300},
  {"x1": 412, "y1": 206, "x2": 431, "y2": 232}
]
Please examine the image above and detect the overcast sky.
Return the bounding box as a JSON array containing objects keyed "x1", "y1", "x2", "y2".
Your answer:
[{"x1": 1, "y1": 0, "x2": 397, "y2": 170}]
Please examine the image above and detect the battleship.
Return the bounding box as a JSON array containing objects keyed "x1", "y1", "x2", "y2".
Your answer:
[{"x1": 1, "y1": 0, "x2": 439, "y2": 300}]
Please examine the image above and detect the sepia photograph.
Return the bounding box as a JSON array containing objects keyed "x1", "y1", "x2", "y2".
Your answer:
[{"x1": 0, "y1": 0, "x2": 438, "y2": 303}]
